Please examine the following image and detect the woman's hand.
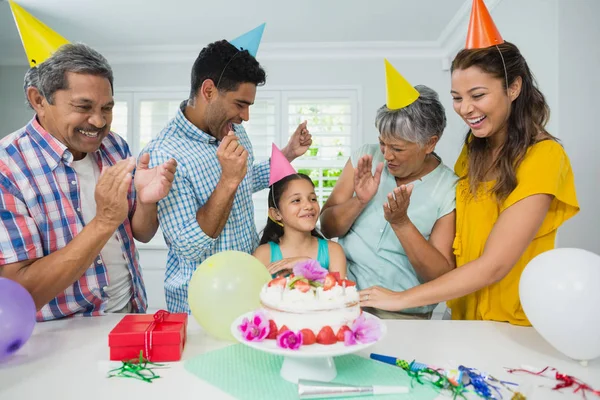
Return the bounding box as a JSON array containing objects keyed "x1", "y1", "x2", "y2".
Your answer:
[
  {"x1": 383, "y1": 184, "x2": 413, "y2": 226},
  {"x1": 354, "y1": 155, "x2": 383, "y2": 205},
  {"x1": 359, "y1": 286, "x2": 403, "y2": 311}
]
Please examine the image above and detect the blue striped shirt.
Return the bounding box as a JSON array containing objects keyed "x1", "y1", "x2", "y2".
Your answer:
[{"x1": 142, "y1": 101, "x2": 269, "y2": 313}]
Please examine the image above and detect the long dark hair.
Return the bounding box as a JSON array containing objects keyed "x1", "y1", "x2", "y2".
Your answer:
[
  {"x1": 258, "y1": 173, "x2": 322, "y2": 245},
  {"x1": 451, "y1": 41, "x2": 557, "y2": 202}
]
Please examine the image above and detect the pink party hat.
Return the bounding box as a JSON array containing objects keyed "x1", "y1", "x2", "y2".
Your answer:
[{"x1": 269, "y1": 143, "x2": 296, "y2": 186}]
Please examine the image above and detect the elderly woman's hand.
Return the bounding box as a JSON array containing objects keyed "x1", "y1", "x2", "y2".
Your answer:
[
  {"x1": 359, "y1": 286, "x2": 402, "y2": 311},
  {"x1": 383, "y1": 184, "x2": 413, "y2": 226},
  {"x1": 354, "y1": 155, "x2": 384, "y2": 205}
]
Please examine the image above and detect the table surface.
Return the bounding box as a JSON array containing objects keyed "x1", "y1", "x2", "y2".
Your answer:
[{"x1": 1, "y1": 315, "x2": 598, "y2": 400}]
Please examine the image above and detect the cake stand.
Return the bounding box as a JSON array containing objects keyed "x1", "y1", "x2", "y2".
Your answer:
[{"x1": 230, "y1": 311, "x2": 386, "y2": 383}]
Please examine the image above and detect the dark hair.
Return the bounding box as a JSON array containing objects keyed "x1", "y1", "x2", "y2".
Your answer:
[
  {"x1": 36, "y1": 43, "x2": 114, "y2": 105},
  {"x1": 259, "y1": 173, "x2": 322, "y2": 245},
  {"x1": 189, "y1": 39, "x2": 266, "y2": 100},
  {"x1": 451, "y1": 41, "x2": 556, "y2": 202}
]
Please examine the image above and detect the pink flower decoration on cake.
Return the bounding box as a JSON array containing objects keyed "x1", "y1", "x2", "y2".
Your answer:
[
  {"x1": 238, "y1": 311, "x2": 270, "y2": 342},
  {"x1": 344, "y1": 314, "x2": 381, "y2": 346},
  {"x1": 293, "y1": 259, "x2": 327, "y2": 283},
  {"x1": 277, "y1": 330, "x2": 303, "y2": 350}
]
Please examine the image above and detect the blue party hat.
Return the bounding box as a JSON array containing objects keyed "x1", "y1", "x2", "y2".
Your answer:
[{"x1": 229, "y1": 23, "x2": 265, "y2": 57}]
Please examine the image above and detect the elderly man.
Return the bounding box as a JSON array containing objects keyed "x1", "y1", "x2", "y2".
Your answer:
[{"x1": 0, "y1": 44, "x2": 177, "y2": 321}]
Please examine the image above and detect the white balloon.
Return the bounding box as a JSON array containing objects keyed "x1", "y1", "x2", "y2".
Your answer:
[{"x1": 520, "y1": 248, "x2": 600, "y2": 363}]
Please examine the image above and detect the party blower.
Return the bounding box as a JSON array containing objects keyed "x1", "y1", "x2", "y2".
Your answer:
[{"x1": 298, "y1": 379, "x2": 410, "y2": 399}]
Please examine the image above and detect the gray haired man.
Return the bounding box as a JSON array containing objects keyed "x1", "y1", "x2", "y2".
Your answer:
[{"x1": 0, "y1": 43, "x2": 177, "y2": 321}]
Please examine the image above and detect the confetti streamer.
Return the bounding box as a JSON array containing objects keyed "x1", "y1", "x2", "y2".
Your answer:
[
  {"x1": 399, "y1": 360, "x2": 524, "y2": 400},
  {"x1": 370, "y1": 354, "x2": 525, "y2": 399},
  {"x1": 107, "y1": 350, "x2": 167, "y2": 383},
  {"x1": 459, "y1": 366, "x2": 522, "y2": 399},
  {"x1": 507, "y1": 366, "x2": 600, "y2": 399},
  {"x1": 396, "y1": 360, "x2": 468, "y2": 399}
]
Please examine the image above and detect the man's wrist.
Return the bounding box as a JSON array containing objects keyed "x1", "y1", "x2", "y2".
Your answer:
[
  {"x1": 88, "y1": 217, "x2": 120, "y2": 237},
  {"x1": 281, "y1": 146, "x2": 295, "y2": 162},
  {"x1": 218, "y1": 176, "x2": 242, "y2": 192},
  {"x1": 135, "y1": 199, "x2": 157, "y2": 211}
]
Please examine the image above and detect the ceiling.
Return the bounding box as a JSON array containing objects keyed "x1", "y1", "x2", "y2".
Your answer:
[{"x1": 0, "y1": 0, "x2": 479, "y2": 65}]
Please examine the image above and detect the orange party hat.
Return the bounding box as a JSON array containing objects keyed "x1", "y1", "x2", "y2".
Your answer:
[{"x1": 465, "y1": 0, "x2": 504, "y2": 49}]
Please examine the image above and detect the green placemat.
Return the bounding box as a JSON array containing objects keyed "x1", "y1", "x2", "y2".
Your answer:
[{"x1": 185, "y1": 344, "x2": 439, "y2": 400}]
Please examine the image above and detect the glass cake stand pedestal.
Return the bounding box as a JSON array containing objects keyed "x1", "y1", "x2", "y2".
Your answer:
[{"x1": 231, "y1": 311, "x2": 386, "y2": 383}]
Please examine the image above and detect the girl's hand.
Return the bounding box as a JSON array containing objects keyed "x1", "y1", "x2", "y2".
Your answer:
[{"x1": 268, "y1": 256, "x2": 311, "y2": 277}]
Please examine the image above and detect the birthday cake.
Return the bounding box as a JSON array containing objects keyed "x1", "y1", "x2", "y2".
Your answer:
[{"x1": 259, "y1": 260, "x2": 361, "y2": 345}]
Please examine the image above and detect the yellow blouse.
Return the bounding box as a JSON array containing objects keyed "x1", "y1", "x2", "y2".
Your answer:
[{"x1": 448, "y1": 140, "x2": 580, "y2": 326}]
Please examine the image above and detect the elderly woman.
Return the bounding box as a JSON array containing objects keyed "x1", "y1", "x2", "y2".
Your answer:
[{"x1": 320, "y1": 85, "x2": 457, "y2": 320}]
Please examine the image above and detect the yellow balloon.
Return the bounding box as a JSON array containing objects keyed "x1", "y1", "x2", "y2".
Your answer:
[{"x1": 188, "y1": 251, "x2": 271, "y2": 341}]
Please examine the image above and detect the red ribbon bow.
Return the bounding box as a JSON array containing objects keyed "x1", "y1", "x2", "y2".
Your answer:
[
  {"x1": 144, "y1": 309, "x2": 170, "y2": 361},
  {"x1": 506, "y1": 366, "x2": 600, "y2": 398}
]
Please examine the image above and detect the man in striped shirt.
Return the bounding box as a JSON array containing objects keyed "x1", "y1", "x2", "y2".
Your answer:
[
  {"x1": 0, "y1": 44, "x2": 177, "y2": 321},
  {"x1": 144, "y1": 40, "x2": 312, "y2": 312}
]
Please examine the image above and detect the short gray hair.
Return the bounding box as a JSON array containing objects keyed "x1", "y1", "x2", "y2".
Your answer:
[
  {"x1": 375, "y1": 85, "x2": 446, "y2": 147},
  {"x1": 36, "y1": 43, "x2": 114, "y2": 104},
  {"x1": 23, "y1": 67, "x2": 40, "y2": 109}
]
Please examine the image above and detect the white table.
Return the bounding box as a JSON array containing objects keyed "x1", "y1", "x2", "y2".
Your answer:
[{"x1": 0, "y1": 315, "x2": 598, "y2": 399}]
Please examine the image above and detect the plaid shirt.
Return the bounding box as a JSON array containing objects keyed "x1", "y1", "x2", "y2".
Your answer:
[
  {"x1": 143, "y1": 101, "x2": 269, "y2": 313},
  {"x1": 0, "y1": 118, "x2": 147, "y2": 321}
]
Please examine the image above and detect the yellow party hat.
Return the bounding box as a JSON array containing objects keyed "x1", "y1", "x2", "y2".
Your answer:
[
  {"x1": 384, "y1": 59, "x2": 420, "y2": 110},
  {"x1": 9, "y1": 1, "x2": 69, "y2": 66}
]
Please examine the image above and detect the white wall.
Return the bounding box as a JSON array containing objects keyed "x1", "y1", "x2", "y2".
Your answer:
[
  {"x1": 0, "y1": 65, "x2": 32, "y2": 134},
  {"x1": 556, "y1": 0, "x2": 600, "y2": 253},
  {"x1": 0, "y1": 0, "x2": 598, "y2": 312}
]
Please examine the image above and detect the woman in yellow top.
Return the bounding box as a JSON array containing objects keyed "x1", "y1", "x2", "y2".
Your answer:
[{"x1": 359, "y1": 41, "x2": 579, "y2": 326}]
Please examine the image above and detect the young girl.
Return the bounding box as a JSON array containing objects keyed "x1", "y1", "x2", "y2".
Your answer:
[
  {"x1": 359, "y1": 1, "x2": 579, "y2": 325},
  {"x1": 253, "y1": 173, "x2": 347, "y2": 278}
]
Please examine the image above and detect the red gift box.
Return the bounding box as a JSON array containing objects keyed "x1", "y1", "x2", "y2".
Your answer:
[{"x1": 108, "y1": 310, "x2": 188, "y2": 362}]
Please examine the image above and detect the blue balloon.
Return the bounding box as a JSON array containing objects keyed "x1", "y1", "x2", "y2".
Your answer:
[{"x1": 0, "y1": 277, "x2": 36, "y2": 362}]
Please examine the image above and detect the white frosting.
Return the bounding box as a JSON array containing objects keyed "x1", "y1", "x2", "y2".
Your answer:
[
  {"x1": 260, "y1": 281, "x2": 359, "y2": 312},
  {"x1": 259, "y1": 277, "x2": 361, "y2": 334}
]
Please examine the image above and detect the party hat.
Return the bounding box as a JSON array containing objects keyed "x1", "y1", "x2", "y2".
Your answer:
[
  {"x1": 229, "y1": 23, "x2": 266, "y2": 57},
  {"x1": 269, "y1": 143, "x2": 296, "y2": 186},
  {"x1": 465, "y1": 0, "x2": 504, "y2": 49},
  {"x1": 384, "y1": 59, "x2": 420, "y2": 110},
  {"x1": 9, "y1": 0, "x2": 69, "y2": 67}
]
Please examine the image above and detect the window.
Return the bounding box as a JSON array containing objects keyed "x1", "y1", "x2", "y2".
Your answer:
[
  {"x1": 247, "y1": 90, "x2": 358, "y2": 232},
  {"x1": 112, "y1": 87, "x2": 359, "y2": 244},
  {"x1": 286, "y1": 94, "x2": 356, "y2": 205},
  {"x1": 139, "y1": 100, "x2": 181, "y2": 151},
  {"x1": 110, "y1": 101, "x2": 129, "y2": 140}
]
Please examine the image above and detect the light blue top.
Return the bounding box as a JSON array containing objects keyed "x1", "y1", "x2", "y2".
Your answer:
[
  {"x1": 338, "y1": 144, "x2": 457, "y2": 314},
  {"x1": 268, "y1": 237, "x2": 330, "y2": 270},
  {"x1": 143, "y1": 101, "x2": 270, "y2": 313}
]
